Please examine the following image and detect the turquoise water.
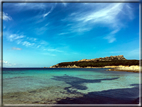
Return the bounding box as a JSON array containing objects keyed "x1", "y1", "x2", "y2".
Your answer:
[{"x1": 3, "y1": 68, "x2": 140, "y2": 104}]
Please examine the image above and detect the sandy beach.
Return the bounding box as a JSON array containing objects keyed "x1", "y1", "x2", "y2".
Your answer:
[{"x1": 103, "y1": 65, "x2": 141, "y2": 73}]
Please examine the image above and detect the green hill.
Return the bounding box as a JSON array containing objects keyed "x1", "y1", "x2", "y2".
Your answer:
[{"x1": 50, "y1": 55, "x2": 140, "y2": 68}]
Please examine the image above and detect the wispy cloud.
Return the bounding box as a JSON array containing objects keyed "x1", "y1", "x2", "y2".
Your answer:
[
  {"x1": 0, "y1": 60, "x2": 16, "y2": 67},
  {"x1": 103, "y1": 29, "x2": 120, "y2": 43},
  {"x1": 58, "y1": 32, "x2": 69, "y2": 35},
  {"x1": 75, "y1": 3, "x2": 124, "y2": 27},
  {"x1": 22, "y1": 41, "x2": 35, "y2": 47},
  {"x1": 16, "y1": 40, "x2": 22, "y2": 44},
  {"x1": 61, "y1": 3, "x2": 134, "y2": 40},
  {"x1": 43, "y1": 11, "x2": 51, "y2": 17},
  {"x1": 8, "y1": 34, "x2": 25, "y2": 41},
  {"x1": 3, "y1": 12, "x2": 12, "y2": 21},
  {"x1": 12, "y1": 47, "x2": 22, "y2": 50},
  {"x1": 14, "y1": 3, "x2": 47, "y2": 11},
  {"x1": 37, "y1": 45, "x2": 41, "y2": 48},
  {"x1": 3, "y1": 3, "x2": 55, "y2": 25},
  {"x1": 5, "y1": 31, "x2": 50, "y2": 49},
  {"x1": 104, "y1": 35, "x2": 116, "y2": 43},
  {"x1": 16, "y1": 38, "x2": 44, "y2": 48},
  {"x1": 34, "y1": 25, "x2": 49, "y2": 35},
  {"x1": 2, "y1": 60, "x2": 8, "y2": 64},
  {"x1": 47, "y1": 48, "x2": 63, "y2": 52},
  {"x1": 124, "y1": 4, "x2": 134, "y2": 20},
  {"x1": 43, "y1": 7, "x2": 53, "y2": 17},
  {"x1": 45, "y1": 23, "x2": 49, "y2": 26},
  {"x1": 27, "y1": 37, "x2": 37, "y2": 41}
]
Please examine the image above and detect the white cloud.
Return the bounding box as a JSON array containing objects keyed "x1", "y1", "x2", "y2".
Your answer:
[
  {"x1": 3, "y1": 60, "x2": 8, "y2": 64},
  {"x1": 43, "y1": 11, "x2": 51, "y2": 17},
  {"x1": 14, "y1": 3, "x2": 47, "y2": 11},
  {"x1": 77, "y1": 4, "x2": 123, "y2": 24},
  {"x1": 37, "y1": 45, "x2": 41, "y2": 48},
  {"x1": 125, "y1": 4, "x2": 134, "y2": 20},
  {"x1": 104, "y1": 35, "x2": 116, "y2": 43},
  {"x1": 47, "y1": 48, "x2": 63, "y2": 52},
  {"x1": 110, "y1": 29, "x2": 120, "y2": 34},
  {"x1": 43, "y1": 6, "x2": 54, "y2": 18},
  {"x1": 103, "y1": 29, "x2": 119, "y2": 43},
  {"x1": 22, "y1": 41, "x2": 35, "y2": 47},
  {"x1": 58, "y1": 32, "x2": 69, "y2": 35},
  {"x1": 15, "y1": 35, "x2": 25, "y2": 39},
  {"x1": 5, "y1": 32, "x2": 49, "y2": 49},
  {"x1": 3, "y1": 12, "x2": 12, "y2": 21},
  {"x1": 0, "y1": 60, "x2": 16, "y2": 67},
  {"x1": 12, "y1": 47, "x2": 22, "y2": 50},
  {"x1": 71, "y1": 3, "x2": 124, "y2": 29},
  {"x1": 16, "y1": 40, "x2": 22, "y2": 44},
  {"x1": 73, "y1": 27, "x2": 91, "y2": 33},
  {"x1": 8, "y1": 35, "x2": 15, "y2": 41},
  {"x1": 8, "y1": 34, "x2": 25, "y2": 41},
  {"x1": 61, "y1": 3, "x2": 134, "y2": 37},
  {"x1": 27, "y1": 37, "x2": 37, "y2": 41}
]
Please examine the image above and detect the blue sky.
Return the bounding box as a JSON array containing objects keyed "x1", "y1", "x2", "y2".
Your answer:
[{"x1": 2, "y1": 2, "x2": 140, "y2": 67}]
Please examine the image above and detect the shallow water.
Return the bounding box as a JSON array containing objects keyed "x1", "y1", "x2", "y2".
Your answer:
[{"x1": 3, "y1": 68, "x2": 140, "y2": 104}]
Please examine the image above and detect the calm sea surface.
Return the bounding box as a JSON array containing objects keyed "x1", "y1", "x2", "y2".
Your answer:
[{"x1": 3, "y1": 68, "x2": 140, "y2": 104}]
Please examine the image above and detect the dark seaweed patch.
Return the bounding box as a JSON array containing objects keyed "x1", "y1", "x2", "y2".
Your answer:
[
  {"x1": 51, "y1": 75, "x2": 119, "y2": 91},
  {"x1": 56, "y1": 84, "x2": 140, "y2": 104}
]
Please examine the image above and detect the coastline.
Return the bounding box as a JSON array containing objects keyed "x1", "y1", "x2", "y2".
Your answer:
[
  {"x1": 103, "y1": 65, "x2": 141, "y2": 73},
  {"x1": 50, "y1": 65, "x2": 141, "y2": 73}
]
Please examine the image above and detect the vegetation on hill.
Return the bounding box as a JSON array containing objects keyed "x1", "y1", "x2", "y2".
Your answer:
[
  {"x1": 50, "y1": 55, "x2": 140, "y2": 68},
  {"x1": 54, "y1": 60, "x2": 139, "y2": 68}
]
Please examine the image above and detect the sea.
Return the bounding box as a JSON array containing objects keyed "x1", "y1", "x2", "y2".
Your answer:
[{"x1": 2, "y1": 68, "x2": 141, "y2": 104}]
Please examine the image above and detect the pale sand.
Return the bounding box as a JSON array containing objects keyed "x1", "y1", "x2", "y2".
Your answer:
[{"x1": 103, "y1": 65, "x2": 141, "y2": 73}]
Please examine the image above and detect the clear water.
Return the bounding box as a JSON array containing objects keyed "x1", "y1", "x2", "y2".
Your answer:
[{"x1": 3, "y1": 68, "x2": 140, "y2": 104}]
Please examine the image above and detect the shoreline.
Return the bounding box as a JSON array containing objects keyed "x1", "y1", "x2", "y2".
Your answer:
[
  {"x1": 50, "y1": 65, "x2": 141, "y2": 73},
  {"x1": 103, "y1": 65, "x2": 141, "y2": 73}
]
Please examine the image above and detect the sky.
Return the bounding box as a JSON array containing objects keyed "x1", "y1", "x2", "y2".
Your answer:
[{"x1": 2, "y1": 2, "x2": 140, "y2": 67}]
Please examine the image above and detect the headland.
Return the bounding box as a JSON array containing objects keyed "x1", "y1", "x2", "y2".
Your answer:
[{"x1": 50, "y1": 55, "x2": 141, "y2": 73}]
